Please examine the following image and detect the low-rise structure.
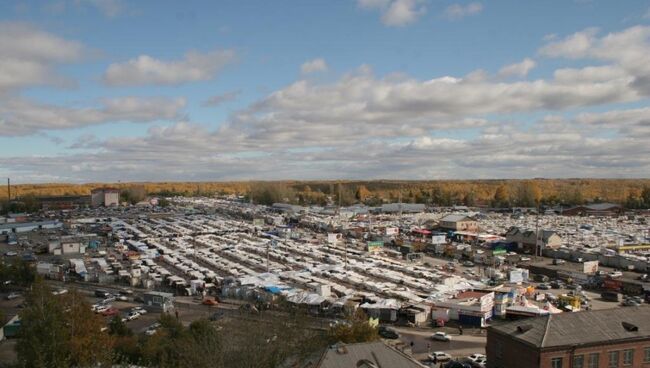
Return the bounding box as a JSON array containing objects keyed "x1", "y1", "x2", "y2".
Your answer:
[
  {"x1": 487, "y1": 306, "x2": 650, "y2": 368},
  {"x1": 505, "y1": 227, "x2": 562, "y2": 253},
  {"x1": 438, "y1": 214, "x2": 479, "y2": 232}
]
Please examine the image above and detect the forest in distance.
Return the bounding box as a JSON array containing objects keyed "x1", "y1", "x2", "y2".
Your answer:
[{"x1": 3, "y1": 179, "x2": 650, "y2": 209}]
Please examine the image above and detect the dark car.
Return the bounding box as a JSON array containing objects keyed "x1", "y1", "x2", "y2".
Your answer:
[
  {"x1": 550, "y1": 281, "x2": 564, "y2": 289},
  {"x1": 537, "y1": 283, "x2": 551, "y2": 290},
  {"x1": 378, "y1": 326, "x2": 399, "y2": 339},
  {"x1": 95, "y1": 289, "x2": 110, "y2": 298}
]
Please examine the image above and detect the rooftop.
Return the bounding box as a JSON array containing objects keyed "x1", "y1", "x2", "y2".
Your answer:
[
  {"x1": 314, "y1": 341, "x2": 424, "y2": 368},
  {"x1": 490, "y1": 306, "x2": 650, "y2": 349}
]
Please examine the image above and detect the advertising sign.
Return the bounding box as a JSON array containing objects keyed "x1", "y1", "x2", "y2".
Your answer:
[
  {"x1": 367, "y1": 241, "x2": 384, "y2": 252},
  {"x1": 385, "y1": 227, "x2": 399, "y2": 236},
  {"x1": 253, "y1": 218, "x2": 265, "y2": 227}
]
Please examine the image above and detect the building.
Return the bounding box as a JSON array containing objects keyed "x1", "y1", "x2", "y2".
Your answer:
[
  {"x1": 505, "y1": 227, "x2": 562, "y2": 253},
  {"x1": 487, "y1": 306, "x2": 650, "y2": 368},
  {"x1": 438, "y1": 214, "x2": 479, "y2": 232},
  {"x1": 0, "y1": 220, "x2": 62, "y2": 235},
  {"x1": 304, "y1": 341, "x2": 426, "y2": 368},
  {"x1": 434, "y1": 290, "x2": 495, "y2": 327},
  {"x1": 143, "y1": 291, "x2": 175, "y2": 312},
  {"x1": 562, "y1": 203, "x2": 624, "y2": 217},
  {"x1": 38, "y1": 195, "x2": 91, "y2": 210},
  {"x1": 380, "y1": 203, "x2": 426, "y2": 214},
  {"x1": 91, "y1": 188, "x2": 120, "y2": 207}
]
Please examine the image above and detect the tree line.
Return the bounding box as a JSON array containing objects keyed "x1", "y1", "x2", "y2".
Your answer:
[{"x1": 3, "y1": 179, "x2": 650, "y2": 210}]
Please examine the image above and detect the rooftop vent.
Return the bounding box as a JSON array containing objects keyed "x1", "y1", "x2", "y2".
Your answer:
[
  {"x1": 517, "y1": 324, "x2": 533, "y2": 333},
  {"x1": 622, "y1": 322, "x2": 638, "y2": 332}
]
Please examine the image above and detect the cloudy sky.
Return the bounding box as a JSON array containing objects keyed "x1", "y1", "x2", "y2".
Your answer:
[{"x1": 1, "y1": 0, "x2": 650, "y2": 183}]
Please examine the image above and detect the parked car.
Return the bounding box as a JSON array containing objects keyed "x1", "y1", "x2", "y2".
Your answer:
[
  {"x1": 566, "y1": 284, "x2": 581, "y2": 291},
  {"x1": 95, "y1": 289, "x2": 110, "y2": 298},
  {"x1": 378, "y1": 326, "x2": 399, "y2": 339},
  {"x1": 114, "y1": 294, "x2": 128, "y2": 301},
  {"x1": 101, "y1": 307, "x2": 119, "y2": 317},
  {"x1": 432, "y1": 332, "x2": 452, "y2": 342},
  {"x1": 552, "y1": 259, "x2": 565, "y2": 265},
  {"x1": 52, "y1": 288, "x2": 68, "y2": 296},
  {"x1": 428, "y1": 352, "x2": 452, "y2": 362},
  {"x1": 468, "y1": 354, "x2": 486, "y2": 362},
  {"x1": 601, "y1": 291, "x2": 620, "y2": 302},
  {"x1": 609, "y1": 271, "x2": 623, "y2": 278},
  {"x1": 462, "y1": 261, "x2": 475, "y2": 267},
  {"x1": 131, "y1": 306, "x2": 147, "y2": 315},
  {"x1": 472, "y1": 357, "x2": 487, "y2": 367},
  {"x1": 537, "y1": 283, "x2": 551, "y2": 290},
  {"x1": 126, "y1": 311, "x2": 140, "y2": 321},
  {"x1": 550, "y1": 281, "x2": 565, "y2": 289},
  {"x1": 6, "y1": 292, "x2": 21, "y2": 300},
  {"x1": 622, "y1": 299, "x2": 640, "y2": 307},
  {"x1": 95, "y1": 305, "x2": 110, "y2": 314},
  {"x1": 4, "y1": 251, "x2": 18, "y2": 257},
  {"x1": 119, "y1": 289, "x2": 134, "y2": 295},
  {"x1": 202, "y1": 298, "x2": 219, "y2": 306}
]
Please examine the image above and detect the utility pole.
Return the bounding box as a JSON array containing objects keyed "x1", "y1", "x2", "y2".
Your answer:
[
  {"x1": 7, "y1": 178, "x2": 10, "y2": 201},
  {"x1": 535, "y1": 208, "x2": 541, "y2": 261},
  {"x1": 266, "y1": 240, "x2": 271, "y2": 273},
  {"x1": 344, "y1": 240, "x2": 348, "y2": 269}
]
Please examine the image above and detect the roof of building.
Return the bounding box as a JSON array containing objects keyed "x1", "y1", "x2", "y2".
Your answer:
[
  {"x1": 314, "y1": 342, "x2": 424, "y2": 368},
  {"x1": 490, "y1": 306, "x2": 650, "y2": 349},
  {"x1": 381, "y1": 203, "x2": 426, "y2": 213},
  {"x1": 584, "y1": 203, "x2": 622, "y2": 211},
  {"x1": 440, "y1": 214, "x2": 474, "y2": 223},
  {"x1": 0, "y1": 220, "x2": 62, "y2": 231}
]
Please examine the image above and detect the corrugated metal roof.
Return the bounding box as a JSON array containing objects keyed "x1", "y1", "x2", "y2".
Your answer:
[{"x1": 490, "y1": 306, "x2": 650, "y2": 348}]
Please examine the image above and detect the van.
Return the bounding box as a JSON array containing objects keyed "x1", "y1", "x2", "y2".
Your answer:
[
  {"x1": 95, "y1": 289, "x2": 110, "y2": 298},
  {"x1": 601, "y1": 291, "x2": 620, "y2": 302}
]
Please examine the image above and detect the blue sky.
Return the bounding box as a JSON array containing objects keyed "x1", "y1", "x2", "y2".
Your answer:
[{"x1": 1, "y1": 0, "x2": 650, "y2": 183}]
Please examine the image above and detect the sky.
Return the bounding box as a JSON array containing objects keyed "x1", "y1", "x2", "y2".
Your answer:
[{"x1": 1, "y1": 0, "x2": 650, "y2": 183}]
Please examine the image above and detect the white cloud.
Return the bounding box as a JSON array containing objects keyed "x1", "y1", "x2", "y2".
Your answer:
[
  {"x1": 103, "y1": 49, "x2": 236, "y2": 86},
  {"x1": 538, "y1": 27, "x2": 598, "y2": 58},
  {"x1": 300, "y1": 58, "x2": 328, "y2": 74},
  {"x1": 498, "y1": 58, "x2": 536, "y2": 78},
  {"x1": 358, "y1": 0, "x2": 427, "y2": 27},
  {"x1": 0, "y1": 97, "x2": 186, "y2": 136},
  {"x1": 202, "y1": 90, "x2": 241, "y2": 107},
  {"x1": 0, "y1": 22, "x2": 85, "y2": 93},
  {"x1": 444, "y1": 2, "x2": 483, "y2": 20}
]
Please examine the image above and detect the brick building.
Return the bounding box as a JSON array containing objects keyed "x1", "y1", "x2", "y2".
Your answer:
[{"x1": 487, "y1": 306, "x2": 650, "y2": 368}]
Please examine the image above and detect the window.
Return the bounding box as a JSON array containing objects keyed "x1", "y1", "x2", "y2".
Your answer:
[
  {"x1": 644, "y1": 347, "x2": 650, "y2": 363},
  {"x1": 609, "y1": 351, "x2": 619, "y2": 368},
  {"x1": 551, "y1": 357, "x2": 563, "y2": 368},
  {"x1": 622, "y1": 349, "x2": 633, "y2": 366},
  {"x1": 573, "y1": 355, "x2": 584, "y2": 368},
  {"x1": 588, "y1": 353, "x2": 600, "y2": 368}
]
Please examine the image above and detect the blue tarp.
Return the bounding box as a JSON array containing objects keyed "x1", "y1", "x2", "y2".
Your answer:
[{"x1": 264, "y1": 286, "x2": 283, "y2": 294}]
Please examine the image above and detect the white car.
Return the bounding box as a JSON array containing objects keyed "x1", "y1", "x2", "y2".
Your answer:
[
  {"x1": 473, "y1": 357, "x2": 487, "y2": 367},
  {"x1": 468, "y1": 353, "x2": 486, "y2": 362},
  {"x1": 609, "y1": 271, "x2": 623, "y2": 278},
  {"x1": 126, "y1": 312, "x2": 140, "y2": 321},
  {"x1": 431, "y1": 332, "x2": 452, "y2": 342},
  {"x1": 115, "y1": 295, "x2": 128, "y2": 301},
  {"x1": 132, "y1": 307, "x2": 147, "y2": 314},
  {"x1": 428, "y1": 352, "x2": 452, "y2": 362},
  {"x1": 95, "y1": 305, "x2": 110, "y2": 314}
]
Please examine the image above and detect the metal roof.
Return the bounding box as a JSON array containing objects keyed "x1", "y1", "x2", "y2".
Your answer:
[
  {"x1": 315, "y1": 341, "x2": 425, "y2": 368},
  {"x1": 490, "y1": 306, "x2": 650, "y2": 349}
]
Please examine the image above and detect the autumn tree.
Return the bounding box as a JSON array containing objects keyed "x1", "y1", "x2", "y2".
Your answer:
[
  {"x1": 16, "y1": 281, "x2": 113, "y2": 367},
  {"x1": 329, "y1": 309, "x2": 379, "y2": 344},
  {"x1": 355, "y1": 185, "x2": 371, "y2": 202},
  {"x1": 493, "y1": 184, "x2": 510, "y2": 207}
]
